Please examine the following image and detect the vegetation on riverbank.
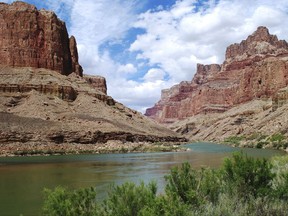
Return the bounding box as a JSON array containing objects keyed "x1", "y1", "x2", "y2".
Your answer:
[
  {"x1": 223, "y1": 132, "x2": 288, "y2": 151},
  {"x1": 42, "y1": 153, "x2": 288, "y2": 216}
]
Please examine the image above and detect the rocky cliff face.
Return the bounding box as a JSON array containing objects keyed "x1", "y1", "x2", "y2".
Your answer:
[
  {"x1": 0, "y1": 1, "x2": 108, "y2": 102},
  {"x1": 0, "y1": 2, "x2": 186, "y2": 155},
  {"x1": 145, "y1": 26, "x2": 288, "y2": 123},
  {"x1": 84, "y1": 75, "x2": 107, "y2": 95},
  {"x1": 0, "y1": 1, "x2": 82, "y2": 76}
]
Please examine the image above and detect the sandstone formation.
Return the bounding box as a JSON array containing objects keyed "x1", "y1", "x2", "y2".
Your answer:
[
  {"x1": 0, "y1": 65, "x2": 186, "y2": 156},
  {"x1": 0, "y1": 66, "x2": 186, "y2": 156},
  {"x1": 0, "y1": 1, "x2": 82, "y2": 76},
  {"x1": 84, "y1": 75, "x2": 107, "y2": 95},
  {"x1": 69, "y1": 36, "x2": 83, "y2": 76},
  {"x1": 0, "y1": 2, "x2": 186, "y2": 156},
  {"x1": 272, "y1": 87, "x2": 288, "y2": 111},
  {"x1": 146, "y1": 27, "x2": 288, "y2": 123}
]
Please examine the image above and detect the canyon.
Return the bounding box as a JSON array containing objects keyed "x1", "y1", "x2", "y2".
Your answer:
[
  {"x1": 146, "y1": 26, "x2": 288, "y2": 123},
  {"x1": 0, "y1": 2, "x2": 186, "y2": 156},
  {"x1": 146, "y1": 26, "x2": 288, "y2": 150}
]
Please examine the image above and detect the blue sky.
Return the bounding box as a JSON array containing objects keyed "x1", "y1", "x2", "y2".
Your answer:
[{"x1": 3, "y1": 0, "x2": 288, "y2": 112}]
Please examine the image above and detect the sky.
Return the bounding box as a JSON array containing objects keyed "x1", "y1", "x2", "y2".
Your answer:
[{"x1": 3, "y1": 0, "x2": 288, "y2": 112}]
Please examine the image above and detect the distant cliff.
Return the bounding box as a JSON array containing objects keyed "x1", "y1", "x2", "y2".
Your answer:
[{"x1": 146, "y1": 27, "x2": 288, "y2": 123}]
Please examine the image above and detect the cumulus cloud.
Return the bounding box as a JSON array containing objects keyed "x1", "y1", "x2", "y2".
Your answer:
[
  {"x1": 4, "y1": 0, "x2": 288, "y2": 112},
  {"x1": 117, "y1": 64, "x2": 137, "y2": 75},
  {"x1": 143, "y1": 68, "x2": 166, "y2": 82},
  {"x1": 130, "y1": 0, "x2": 288, "y2": 87},
  {"x1": 108, "y1": 78, "x2": 169, "y2": 113},
  {"x1": 68, "y1": 0, "x2": 139, "y2": 73}
]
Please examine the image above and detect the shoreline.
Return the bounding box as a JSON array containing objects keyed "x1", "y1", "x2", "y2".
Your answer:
[
  {"x1": 2, "y1": 139, "x2": 287, "y2": 157},
  {"x1": 188, "y1": 140, "x2": 288, "y2": 154},
  {"x1": 0, "y1": 141, "x2": 188, "y2": 157}
]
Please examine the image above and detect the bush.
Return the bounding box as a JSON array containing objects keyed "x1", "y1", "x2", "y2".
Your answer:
[
  {"x1": 271, "y1": 155, "x2": 288, "y2": 200},
  {"x1": 197, "y1": 194, "x2": 287, "y2": 216},
  {"x1": 223, "y1": 135, "x2": 244, "y2": 145},
  {"x1": 165, "y1": 162, "x2": 200, "y2": 205},
  {"x1": 42, "y1": 186, "x2": 97, "y2": 216},
  {"x1": 101, "y1": 181, "x2": 157, "y2": 216},
  {"x1": 165, "y1": 162, "x2": 221, "y2": 207},
  {"x1": 141, "y1": 195, "x2": 191, "y2": 216},
  {"x1": 270, "y1": 133, "x2": 285, "y2": 143},
  {"x1": 42, "y1": 153, "x2": 288, "y2": 216},
  {"x1": 222, "y1": 152, "x2": 275, "y2": 198}
]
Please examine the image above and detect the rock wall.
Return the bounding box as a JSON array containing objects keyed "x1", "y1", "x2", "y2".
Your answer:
[
  {"x1": 84, "y1": 75, "x2": 107, "y2": 95},
  {"x1": 0, "y1": 83, "x2": 77, "y2": 101},
  {"x1": 272, "y1": 87, "x2": 288, "y2": 111},
  {"x1": 145, "y1": 27, "x2": 288, "y2": 123},
  {"x1": 0, "y1": 1, "x2": 82, "y2": 76},
  {"x1": 69, "y1": 36, "x2": 83, "y2": 76}
]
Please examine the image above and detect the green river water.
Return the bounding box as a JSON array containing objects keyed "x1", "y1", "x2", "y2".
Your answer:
[{"x1": 0, "y1": 142, "x2": 285, "y2": 216}]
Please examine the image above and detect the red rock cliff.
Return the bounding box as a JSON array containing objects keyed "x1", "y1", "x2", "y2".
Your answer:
[
  {"x1": 145, "y1": 26, "x2": 288, "y2": 123},
  {"x1": 0, "y1": 1, "x2": 82, "y2": 76}
]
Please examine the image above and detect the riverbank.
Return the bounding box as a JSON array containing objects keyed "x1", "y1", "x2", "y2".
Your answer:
[
  {"x1": 0, "y1": 141, "x2": 188, "y2": 157},
  {"x1": 220, "y1": 133, "x2": 288, "y2": 153}
]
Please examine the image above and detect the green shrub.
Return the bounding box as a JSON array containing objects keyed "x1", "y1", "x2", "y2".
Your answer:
[
  {"x1": 42, "y1": 186, "x2": 97, "y2": 216},
  {"x1": 42, "y1": 154, "x2": 288, "y2": 216},
  {"x1": 101, "y1": 181, "x2": 157, "y2": 216},
  {"x1": 271, "y1": 156, "x2": 288, "y2": 200},
  {"x1": 140, "y1": 195, "x2": 191, "y2": 216},
  {"x1": 222, "y1": 152, "x2": 275, "y2": 198},
  {"x1": 270, "y1": 133, "x2": 285, "y2": 143},
  {"x1": 165, "y1": 162, "x2": 221, "y2": 207},
  {"x1": 197, "y1": 194, "x2": 287, "y2": 216},
  {"x1": 165, "y1": 162, "x2": 200, "y2": 205},
  {"x1": 223, "y1": 136, "x2": 244, "y2": 145}
]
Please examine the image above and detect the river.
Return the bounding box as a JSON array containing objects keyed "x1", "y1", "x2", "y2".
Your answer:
[{"x1": 0, "y1": 142, "x2": 285, "y2": 216}]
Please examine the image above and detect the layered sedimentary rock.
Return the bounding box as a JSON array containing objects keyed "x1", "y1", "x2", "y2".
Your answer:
[
  {"x1": 0, "y1": 65, "x2": 115, "y2": 105},
  {"x1": 0, "y1": 1, "x2": 82, "y2": 76},
  {"x1": 272, "y1": 87, "x2": 288, "y2": 111},
  {"x1": 84, "y1": 75, "x2": 107, "y2": 95},
  {"x1": 146, "y1": 27, "x2": 288, "y2": 123},
  {"x1": 0, "y1": 2, "x2": 186, "y2": 154},
  {"x1": 0, "y1": 83, "x2": 77, "y2": 101}
]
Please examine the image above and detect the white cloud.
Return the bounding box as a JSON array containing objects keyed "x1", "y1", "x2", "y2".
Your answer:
[
  {"x1": 130, "y1": 0, "x2": 288, "y2": 88},
  {"x1": 143, "y1": 68, "x2": 166, "y2": 82},
  {"x1": 70, "y1": 0, "x2": 137, "y2": 46},
  {"x1": 4, "y1": 0, "x2": 288, "y2": 113},
  {"x1": 108, "y1": 78, "x2": 170, "y2": 113},
  {"x1": 117, "y1": 64, "x2": 137, "y2": 74}
]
